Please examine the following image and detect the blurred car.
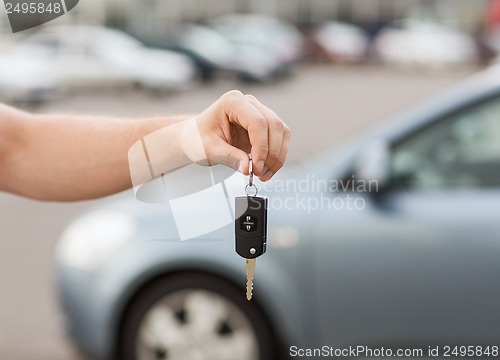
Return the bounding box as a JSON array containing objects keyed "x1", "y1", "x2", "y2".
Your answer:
[
  {"x1": 485, "y1": 26, "x2": 500, "y2": 56},
  {"x1": 0, "y1": 53, "x2": 59, "y2": 104},
  {"x1": 147, "y1": 22, "x2": 302, "y2": 83},
  {"x1": 146, "y1": 24, "x2": 235, "y2": 82},
  {"x1": 56, "y1": 64, "x2": 500, "y2": 360},
  {"x1": 146, "y1": 23, "x2": 277, "y2": 83},
  {"x1": 309, "y1": 21, "x2": 369, "y2": 63},
  {"x1": 0, "y1": 25, "x2": 196, "y2": 102},
  {"x1": 373, "y1": 19, "x2": 479, "y2": 69},
  {"x1": 209, "y1": 14, "x2": 305, "y2": 81}
]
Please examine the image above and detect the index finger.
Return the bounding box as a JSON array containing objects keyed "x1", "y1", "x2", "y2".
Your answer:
[
  {"x1": 221, "y1": 91, "x2": 269, "y2": 175},
  {"x1": 245, "y1": 95, "x2": 290, "y2": 179}
]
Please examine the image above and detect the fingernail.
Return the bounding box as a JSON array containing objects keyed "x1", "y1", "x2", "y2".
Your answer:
[
  {"x1": 261, "y1": 169, "x2": 274, "y2": 182},
  {"x1": 237, "y1": 161, "x2": 243, "y2": 174},
  {"x1": 257, "y1": 161, "x2": 265, "y2": 173}
]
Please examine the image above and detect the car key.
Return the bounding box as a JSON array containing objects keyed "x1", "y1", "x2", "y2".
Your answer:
[{"x1": 235, "y1": 159, "x2": 267, "y2": 300}]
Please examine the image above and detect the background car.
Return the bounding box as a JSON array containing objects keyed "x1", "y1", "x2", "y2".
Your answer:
[
  {"x1": 143, "y1": 23, "x2": 276, "y2": 83},
  {"x1": 373, "y1": 19, "x2": 479, "y2": 69},
  {"x1": 0, "y1": 52, "x2": 59, "y2": 104},
  {"x1": 309, "y1": 21, "x2": 369, "y2": 63},
  {"x1": 143, "y1": 20, "x2": 304, "y2": 83},
  {"x1": 55, "y1": 64, "x2": 500, "y2": 360},
  {"x1": 209, "y1": 14, "x2": 305, "y2": 81},
  {"x1": 0, "y1": 25, "x2": 197, "y2": 103},
  {"x1": 144, "y1": 24, "x2": 236, "y2": 82}
]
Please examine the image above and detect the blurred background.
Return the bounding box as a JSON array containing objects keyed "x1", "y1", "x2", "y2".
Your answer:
[{"x1": 1, "y1": 0, "x2": 500, "y2": 359}]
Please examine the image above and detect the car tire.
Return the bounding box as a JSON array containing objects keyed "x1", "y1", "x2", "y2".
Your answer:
[{"x1": 117, "y1": 272, "x2": 282, "y2": 360}]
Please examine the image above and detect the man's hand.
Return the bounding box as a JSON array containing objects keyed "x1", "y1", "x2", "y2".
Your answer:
[
  {"x1": 194, "y1": 90, "x2": 291, "y2": 182},
  {"x1": 0, "y1": 92, "x2": 290, "y2": 201}
]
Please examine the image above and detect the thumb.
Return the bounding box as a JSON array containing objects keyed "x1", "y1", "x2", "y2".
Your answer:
[{"x1": 211, "y1": 140, "x2": 250, "y2": 174}]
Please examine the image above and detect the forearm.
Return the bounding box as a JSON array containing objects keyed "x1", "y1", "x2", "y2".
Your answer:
[{"x1": 0, "y1": 108, "x2": 192, "y2": 201}]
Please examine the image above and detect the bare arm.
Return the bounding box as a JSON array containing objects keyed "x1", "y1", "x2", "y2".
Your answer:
[
  {"x1": 0, "y1": 104, "x2": 189, "y2": 200},
  {"x1": 0, "y1": 91, "x2": 290, "y2": 201}
]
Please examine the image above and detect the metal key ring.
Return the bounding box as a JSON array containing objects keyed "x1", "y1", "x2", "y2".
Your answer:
[
  {"x1": 248, "y1": 158, "x2": 254, "y2": 187},
  {"x1": 245, "y1": 158, "x2": 258, "y2": 196},
  {"x1": 245, "y1": 184, "x2": 259, "y2": 196}
]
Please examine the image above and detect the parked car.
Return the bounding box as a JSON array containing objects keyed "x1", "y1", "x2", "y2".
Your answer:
[
  {"x1": 0, "y1": 50, "x2": 59, "y2": 104},
  {"x1": 0, "y1": 25, "x2": 196, "y2": 103},
  {"x1": 56, "y1": 65, "x2": 500, "y2": 360},
  {"x1": 147, "y1": 22, "x2": 302, "y2": 83},
  {"x1": 146, "y1": 24, "x2": 235, "y2": 82},
  {"x1": 141, "y1": 16, "x2": 303, "y2": 83},
  {"x1": 373, "y1": 19, "x2": 479, "y2": 69},
  {"x1": 309, "y1": 21, "x2": 369, "y2": 63},
  {"x1": 209, "y1": 14, "x2": 305, "y2": 81}
]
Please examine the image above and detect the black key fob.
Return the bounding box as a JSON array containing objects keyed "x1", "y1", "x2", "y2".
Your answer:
[{"x1": 235, "y1": 195, "x2": 267, "y2": 259}]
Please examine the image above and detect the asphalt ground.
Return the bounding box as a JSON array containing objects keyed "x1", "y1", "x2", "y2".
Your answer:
[{"x1": 0, "y1": 64, "x2": 476, "y2": 360}]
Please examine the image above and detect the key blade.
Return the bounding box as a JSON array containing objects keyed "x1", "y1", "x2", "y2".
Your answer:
[
  {"x1": 246, "y1": 259, "x2": 256, "y2": 300},
  {"x1": 246, "y1": 258, "x2": 256, "y2": 279},
  {"x1": 246, "y1": 283, "x2": 253, "y2": 300}
]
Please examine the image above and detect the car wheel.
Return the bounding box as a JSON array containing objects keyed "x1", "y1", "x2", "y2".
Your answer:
[{"x1": 117, "y1": 272, "x2": 280, "y2": 360}]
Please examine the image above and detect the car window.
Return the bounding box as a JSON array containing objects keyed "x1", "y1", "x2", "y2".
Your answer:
[{"x1": 390, "y1": 95, "x2": 500, "y2": 190}]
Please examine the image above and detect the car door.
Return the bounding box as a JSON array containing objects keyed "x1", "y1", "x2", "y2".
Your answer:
[{"x1": 315, "y1": 94, "x2": 500, "y2": 350}]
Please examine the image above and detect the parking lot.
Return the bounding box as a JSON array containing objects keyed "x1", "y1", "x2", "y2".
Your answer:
[{"x1": 0, "y1": 64, "x2": 476, "y2": 360}]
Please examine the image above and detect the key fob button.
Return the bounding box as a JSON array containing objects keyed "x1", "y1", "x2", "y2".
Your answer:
[{"x1": 240, "y1": 215, "x2": 257, "y2": 232}]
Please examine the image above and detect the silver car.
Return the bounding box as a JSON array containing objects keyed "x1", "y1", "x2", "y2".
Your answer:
[
  {"x1": 56, "y1": 65, "x2": 500, "y2": 360},
  {"x1": 0, "y1": 26, "x2": 197, "y2": 104}
]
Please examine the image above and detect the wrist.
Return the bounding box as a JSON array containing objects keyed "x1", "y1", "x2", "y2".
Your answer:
[{"x1": 177, "y1": 117, "x2": 207, "y2": 164}]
